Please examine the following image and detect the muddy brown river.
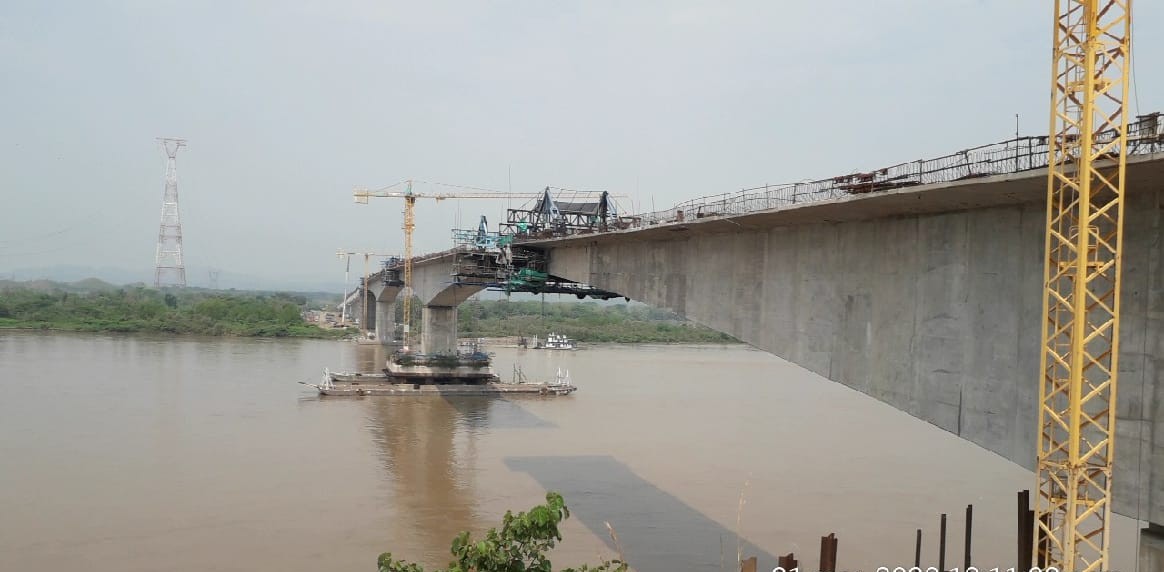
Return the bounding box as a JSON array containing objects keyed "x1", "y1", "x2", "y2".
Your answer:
[{"x1": 0, "y1": 332, "x2": 1142, "y2": 571}]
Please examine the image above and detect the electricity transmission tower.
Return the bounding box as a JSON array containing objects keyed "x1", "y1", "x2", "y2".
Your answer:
[{"x1": 154, "y1": 138, "x2": 187, "y2": 288}]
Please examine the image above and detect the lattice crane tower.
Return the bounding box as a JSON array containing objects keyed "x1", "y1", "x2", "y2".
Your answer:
[
  {"x1": 1034, "y1": 1, "x2": 1131, "y2": 570},
  {"x1": 154, "y1": 138, "x2": 188, "y2": 288}
]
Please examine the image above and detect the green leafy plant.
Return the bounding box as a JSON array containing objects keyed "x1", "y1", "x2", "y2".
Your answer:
[{"x1": 377, "y1": 493, "x2": 628, "y2": 572}]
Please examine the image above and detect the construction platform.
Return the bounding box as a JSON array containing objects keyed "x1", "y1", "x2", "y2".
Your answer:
[
  {"x1": 307, "y1": 350, "x2": 577, "y2": 397},
  {"x1": 312, "y1": 381, "x2": 576, "y2": 397}
]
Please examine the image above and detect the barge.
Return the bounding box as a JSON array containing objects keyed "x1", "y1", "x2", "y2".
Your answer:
[
  {"x1": 307, "y1": 351, "x2": 576, "y2": 397},
  {"x1": 307, "y1": 379, "x2": 576, "y2": 397},
  {"x1": 327, "y1": 369, "x2": 391, "y2": 383}
]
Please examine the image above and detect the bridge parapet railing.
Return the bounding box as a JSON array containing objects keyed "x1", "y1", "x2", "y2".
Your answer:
[{"x1": 631, "y1": 111, "x2": 1164, "y2": 228}]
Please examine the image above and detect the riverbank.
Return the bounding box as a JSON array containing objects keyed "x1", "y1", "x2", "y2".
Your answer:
[
  {"x1": 0, "y1": 318, "x2": 350, "y2": 338},
  {"x1": 0, "y1": 282, "x2": 738, "y2": 343},
  {"x1": 458, "y1": 300, "x2": 738, "y2": 344},
  {"x1": 0, "y1": 285, "x2": 351, "y2": 339},
  {"x1": 469, "y1": 336, "x2": 740, "y2": 348}
]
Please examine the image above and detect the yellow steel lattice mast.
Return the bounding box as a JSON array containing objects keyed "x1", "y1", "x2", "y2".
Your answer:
[
  {"x1": 402, "y1": 181, "x2": 416, "y2": 348},
  {"x1": 1035, "y1": 1, "x2": 1131, "y2": 571}
]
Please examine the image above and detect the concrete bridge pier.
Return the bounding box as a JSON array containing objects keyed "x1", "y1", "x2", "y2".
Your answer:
[
  {"x1": 393, "y1": 252, "x2": 485, "y2": 354},
  {"x1": 421, "y1": 305, "x2": 458, "y2": 354},
  {"x1": 375, "y1": 299, "x2": 397, "y2": 343},
  {"x1": 1143, "y1": 525, "x2": 1164, "y2": 572},
  {"x1": 364, "y1": 284, "x2": 400, "y2": 345}
]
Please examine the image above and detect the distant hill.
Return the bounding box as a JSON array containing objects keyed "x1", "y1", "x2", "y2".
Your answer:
[
  {"x1": 1, "y1": 265, "x2": 150, "y2": 285},
  {"x1": 71, "y1": 277, "x2": 122, "y2": 291},
  {"x1": 0, "y1": 277, "x2": 340, "y2": 305},
  {"x1": 0, "y1": 277, "x2": 120, "y2": 293},
  {"x1": 2, "y1": 265, "x2": 344, "y2": 293}
]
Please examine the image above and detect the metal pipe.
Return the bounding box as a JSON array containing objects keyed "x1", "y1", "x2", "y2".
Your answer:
[
  {"x1": 1019, "y1": 489, "x2": 1035, "y2": 572},
  {"x1": 819, "y1": 533, "x2": 837, "y2": 572},
  {"x1": 965, "y1": 504, "x2": 973, "y2": 570},
  {"x1": 778, "y1": 553, "x2": 797, "y2": 571},
  {"x1": 939, "y1": 514, "x2": 947, "y2": 572},
  {"x1": 915, "y1": 529, "x2": 922, "y2": 568}
]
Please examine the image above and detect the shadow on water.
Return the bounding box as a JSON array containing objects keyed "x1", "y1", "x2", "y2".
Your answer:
[
  {"x1": 359, "y1": 393, "x2": 555, "y2": 565},
  {"x1": 442, "y1": 396, "x2": 557, "y2": 429},
  {"x1": 364, "y1": 396, "x2": 487, "y2": 564},
  {"x1": 296, "y1": 393, "x2": 556, "y2": 431},
  {"x1": 505, "y1": 455, "x2": 780, "y2": 572}
]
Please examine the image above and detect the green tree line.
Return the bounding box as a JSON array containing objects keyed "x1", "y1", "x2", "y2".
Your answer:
[
  {"x1": 457, "y1": 299, "x2": 736, "y2": 343},
  {"x1": 0, "y1": 286, "x2": 349, "y2": 338},
  {"x1": 0, "y1": 285, "x2": 736, "y2": 343}
]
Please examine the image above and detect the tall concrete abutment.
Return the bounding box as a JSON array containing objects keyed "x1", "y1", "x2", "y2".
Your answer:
[{"x1": 539, "y1": 156, "x2": 1164, "y2": 525}]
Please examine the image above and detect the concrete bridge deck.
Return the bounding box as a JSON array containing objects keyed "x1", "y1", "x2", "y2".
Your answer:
[
  {"x1": 520, "y1": 152, "x2": 1164, "y2": 527},
  {"x1": 347, "y1": 116, "x2": 1164, "y2": 561},
  {"x1": 352, "y1": 117, "x2": 1164, "y2": 532}
]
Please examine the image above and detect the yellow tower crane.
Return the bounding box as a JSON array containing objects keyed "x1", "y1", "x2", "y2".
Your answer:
[
  {"x1": 354, "y1": 180, "x2": 541, "y2": 348},
  {"x1": 1035, "y1": 1, "x2": 1132, "y2": 570}
]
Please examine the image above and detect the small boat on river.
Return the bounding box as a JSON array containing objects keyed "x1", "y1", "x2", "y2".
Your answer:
[
  {"x1": 531, "y1": 333, "x2": 575, "y2": 350},
  {"x1": 327, "y1": 369, "x2": 391, "y2": 383}
]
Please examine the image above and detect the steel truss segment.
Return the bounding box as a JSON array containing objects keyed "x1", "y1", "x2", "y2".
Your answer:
[{"x1": 1034, "y1": 1, "x2": 1130, "y2": 570}]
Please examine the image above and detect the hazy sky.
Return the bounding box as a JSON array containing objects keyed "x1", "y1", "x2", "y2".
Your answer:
[{"x1": 2, "y1": 1, "x2": 1161, "y2": 286}]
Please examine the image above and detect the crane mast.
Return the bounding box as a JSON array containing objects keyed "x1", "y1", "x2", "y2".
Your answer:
[
  {"x1": 1035, "y1": 1, "x2": 1131, "y2": 570},
  {"x1": 402, "y1": 182, "x2": 416, "y2": 348}
]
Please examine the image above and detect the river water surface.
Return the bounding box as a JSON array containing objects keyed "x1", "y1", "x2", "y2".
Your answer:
[{"x1": 0, "y1": 332, "x2": 1142, "y2": 571}]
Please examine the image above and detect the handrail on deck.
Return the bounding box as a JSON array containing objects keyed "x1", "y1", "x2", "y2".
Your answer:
[{"x1": 626, "y1": 112, "x2": 1163, "y2": 228}]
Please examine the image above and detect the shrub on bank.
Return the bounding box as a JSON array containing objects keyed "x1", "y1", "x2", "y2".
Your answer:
[{"x1": 377, "y1": 493, "x2": 627, "y2": 572}]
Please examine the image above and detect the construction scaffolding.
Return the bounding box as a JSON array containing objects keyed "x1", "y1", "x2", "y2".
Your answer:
[
  {"x1": 449, "y1": 217, "x2": 625, "y2": 300},
  {"x1": 451, "y1": 216, "x2": 509, "y2": 282},
  {"x1": 500, "y1": 187, "x2": 632, "y2": 239},
  {"x1": 378, "y1": 256, "x2": 405, "y2": 285}
]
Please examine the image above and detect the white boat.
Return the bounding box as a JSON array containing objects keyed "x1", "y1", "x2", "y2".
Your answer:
[{"x1": 532, "y1": 333, "x2": 575, "y2": 350}]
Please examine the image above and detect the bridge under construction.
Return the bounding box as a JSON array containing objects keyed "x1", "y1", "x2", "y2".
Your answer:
[
  {"x1": 352, "y1": 109, "x2": 1164, "y2": 569},
  {"x1": 349, "y1": 2, "x2": 1164, "y2": 569}
]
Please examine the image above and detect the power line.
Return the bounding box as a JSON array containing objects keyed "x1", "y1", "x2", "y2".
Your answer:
[
  {"x1": 0, "y1": 245, "x2": 74, "y2": 257},
  {"x1": 0, "y1": 214, "x2": 120, "y2": 247}
]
